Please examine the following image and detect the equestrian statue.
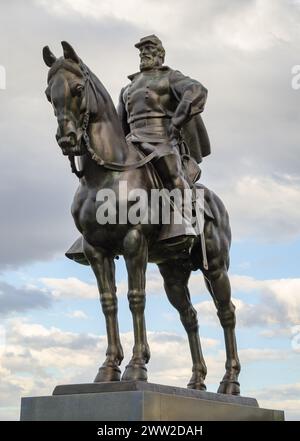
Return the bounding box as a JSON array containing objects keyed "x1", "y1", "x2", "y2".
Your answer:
[{"x1": 42, "y1": 37, "x2": 241, "y2": 395}]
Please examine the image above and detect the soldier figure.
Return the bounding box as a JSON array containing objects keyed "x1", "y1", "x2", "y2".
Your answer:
[{"x1": 118, "y1": 35, "x2": 211, "y2": 240}]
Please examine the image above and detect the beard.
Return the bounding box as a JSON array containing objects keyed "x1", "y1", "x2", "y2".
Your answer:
[{"x1": 140, "y1": 55, "x2": 160, "y2": 71}]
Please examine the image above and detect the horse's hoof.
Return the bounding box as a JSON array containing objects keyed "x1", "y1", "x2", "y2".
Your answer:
[
  {"x1": 187, "y1": 377, "x2": 206, "y2": 390},
  {"x1": 217, "y1": 380, "x2": 240, "y2": 395},
  {"x1": 187, "y1": 369, "x2": 207, "y2": 390},
  {"x1": 121, "y1": 364, "x2": 148, "y2": 382},
  {"x1": 94, "y1": 365, "x2": 121, "y2": 382}
]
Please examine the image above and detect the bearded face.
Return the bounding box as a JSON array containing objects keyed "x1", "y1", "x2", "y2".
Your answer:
[{"x1": 139, "y1": 44, "x2": 162, "y2": 71}]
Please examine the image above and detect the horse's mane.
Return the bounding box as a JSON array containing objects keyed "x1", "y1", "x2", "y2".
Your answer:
[{"x1": 85, "y1": 63, "x2": 121, "y2": 124}]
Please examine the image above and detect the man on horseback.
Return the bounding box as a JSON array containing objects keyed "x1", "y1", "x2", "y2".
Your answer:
[
  {"x1": 43, "y1": 41, "x2": 241, "y2": 394},
  {"x1": 118, "y1": 35, "x2": 211, "y2": 241}
]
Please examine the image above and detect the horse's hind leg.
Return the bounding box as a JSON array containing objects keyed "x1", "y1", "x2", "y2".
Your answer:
[
  {"x1": 83, "y1": 239, "x2": 123, "y2": 382},
  {"x1": 204, "y1": 267, "x2": 241, "y2": 395},
  {"x1": 159, "y1": 262, "x2": 207, "y2": 390},
  {"x1": 122, "y1": 228, "x2": 150, "y2": 382}
]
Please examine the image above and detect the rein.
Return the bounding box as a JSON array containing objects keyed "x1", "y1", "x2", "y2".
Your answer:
[{"x1": 68, "y1": 61, "x2": 164, "y2": 178}]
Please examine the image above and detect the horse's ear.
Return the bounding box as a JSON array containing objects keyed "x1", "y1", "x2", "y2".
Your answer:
[
  {"x1": 43, "y1": 46, "x2": 57, "y2": 67},
  {"x1": 61, "y1": 41, "x2": 80, "y2": 63}
]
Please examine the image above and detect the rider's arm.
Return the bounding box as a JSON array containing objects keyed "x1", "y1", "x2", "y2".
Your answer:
[
  {"x1": 117, "y1": 86, "x2": 130, "y2": 137},
  {"x1": 170, "y1": 70, "x2": 208, "y2": 130}
]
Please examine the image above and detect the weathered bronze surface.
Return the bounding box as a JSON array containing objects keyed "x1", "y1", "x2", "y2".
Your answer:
[{"x1": 42, "y1": 38, "x2": 241, "y2": 394}]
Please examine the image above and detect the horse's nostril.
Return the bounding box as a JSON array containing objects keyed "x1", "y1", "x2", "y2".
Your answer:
[
  {"x1": 69, "y1": 132, "x2": 77, "y2": 146},
  {"x1": 58, "y1": 137, "x2": 70, "y2": 149},
  {"x1": 57, "y1": 132, "x2": 76, "y2": 145},
  {"x1": 57, "y1": 132, "x2": 77, "y2": 154}
]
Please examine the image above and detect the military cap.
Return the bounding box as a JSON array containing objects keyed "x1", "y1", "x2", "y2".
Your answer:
[{"x1": 134, "y1": 34, "x2": 163, "y2": 49}]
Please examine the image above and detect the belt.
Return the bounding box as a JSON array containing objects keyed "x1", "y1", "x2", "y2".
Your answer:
[{"x1": 130, "y1": 117, "x2": 170, "y2": 130}]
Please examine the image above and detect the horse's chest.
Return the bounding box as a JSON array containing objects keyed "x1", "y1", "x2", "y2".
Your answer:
[
  {"x1": 72, "y1": 187, "x2": 97, "y2": 231},
  {"x1": 71, "y1": 184, "x2": 123, "y2": 247}
]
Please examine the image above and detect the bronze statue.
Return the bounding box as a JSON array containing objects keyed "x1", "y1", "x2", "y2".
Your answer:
[{"x1": 42, "y1": 39, "x2": 241, "y2": 395}]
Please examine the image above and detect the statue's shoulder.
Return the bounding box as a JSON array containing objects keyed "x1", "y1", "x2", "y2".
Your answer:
[
  {"x1": 119, "y1": 83, "x2": 130, "y2": 102},
  {"x1": 127, "y1": 71, "x2": 141, "y2": 81},
  {"x1": 168, "y1": 68, "x2": 188, "y2": 82},
  {"x1": 121, "y1": 83, "x2": 130, "y2": 92},
  {"x1": 127, "y1": 66, "x2": 172, "y2": 81}
]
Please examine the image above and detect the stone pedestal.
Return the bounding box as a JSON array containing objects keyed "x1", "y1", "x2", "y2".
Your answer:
[{"x1": 20, "y1": 381, "x2": 284, "y2": 421}]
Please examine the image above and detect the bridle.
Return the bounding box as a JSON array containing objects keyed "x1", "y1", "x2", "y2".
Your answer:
[
  {"x1": 67, "y1": 60, "x2": 172, "y2": 179},
  {"x1": 67, "y1": 60, "x2": 91, "y2": 179}
]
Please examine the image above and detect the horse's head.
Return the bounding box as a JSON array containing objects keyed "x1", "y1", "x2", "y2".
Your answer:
[{"x1": 43, "y1": 41, "x2": 96, "y2": 157}]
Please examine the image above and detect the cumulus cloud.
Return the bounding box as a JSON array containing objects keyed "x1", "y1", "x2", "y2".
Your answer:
[
  {"x1": 66, "y1": 310, "x2": 88, "y2": 319},
  {"x1": 169, "y1": 271, "x2": 300, "y2": 328},
  {"x1": 36, "y1": 0, "x2": 300, "y2": 52},
  {"x1": 1, "y1": 317, "x2": 295, "y2": 420},
  {"x1": 6, "y1": 319, "x2": 98, "y2": 350},
  {"x1": 36, "y1": 271, "x2": 300, "y2": 332},
  {"x1": 221, "y1": 175, "x2": 300, "y2": 241},
  {"x1": 248, "y1": 383, "x2": 300, "y2": 420},
  {"x1": 38, "y1": 270, "x2": 164, "y2": 299},
  {"x1": 213, "y1": 0, "x2": 299, "y2": 51},
  {"x1": 0, "y1": 319, "x2": 222, "y2": 419},
  {"x1": 195, "y1": 274, "x2": 300, "y2": 328},
  {"x1": 40, "y1": 277, "x2": 98, "y2": 299},
  {"x1": 0, "y1": 281, "x2": 53, "y2": 317},
  {"x1": 0, "y1": 0, "x2": 299, "y2": 271},
  {"x1": 239, "y1": 348, "x2": 291, "y2": 363}
]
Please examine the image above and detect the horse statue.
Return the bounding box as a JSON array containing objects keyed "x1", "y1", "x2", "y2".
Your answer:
[{"x1": 42, "y1": 41, "x2": 241, "y2": 395}]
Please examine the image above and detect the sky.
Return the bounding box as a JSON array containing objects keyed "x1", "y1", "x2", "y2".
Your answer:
[{"x1": 0, "y1": 0, "x2": 300, "y2": 421}]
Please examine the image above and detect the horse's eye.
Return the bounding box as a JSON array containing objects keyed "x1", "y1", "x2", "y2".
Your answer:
[{"x1": 73, "y1": 84, "x2": 84, "y2": 96}]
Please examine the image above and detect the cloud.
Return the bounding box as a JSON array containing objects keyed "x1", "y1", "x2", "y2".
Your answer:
[
  {"x1": 239, "y1": 348, "x2": 291, "y2": 363},
  {"x1": 247, "y1": 383, "x2": 300, "y2": 420},
  {"x1": 1, "y1": 317, "x2": 295, "y2": 420},
  {"x1": 37, "y1": 271, "x2": 300, "y2": 331},
  {"x1": 188, "y1": 273, "x2": 300, "y2": 329},
  {"x1": 0, "y1": 0, "x2": 138, "y2": 271},
  {"x1": 6, "y1": 319, "x2": 98, "y2": 350},
  {"x1": 214, "y1": 0, "x2": 299, "y2": 51},
  {"x1": 66, "y1": 310, "x2": 88, "y2": 319},
  {"x1": 221, "y1": 175, "x2": 300, "y2": 241},
  {"x1": 0, "y1": 281, "x2": 53, "y2": 317},
  {"x1": 0, "y1": 318, "x2": 222, "y2": 419},
  {"x1": 36, "y1": 0, "x2": 300, "y2": 52},
  {"x1": 233, "y1": 275, "x2": 300, "y2": 326},
  {"x1": 259, "y1": 328, "x2": 291, "y2": 338},
  {"x1": 169, "y1": 270, "x2": 300, "y2": 328},
  {"x1": 253, "y1": 382, "x2": 300, "y2": 401},
  {"x1": 38, "y1": 270, "x2": 164, "y2": 299},
  {"x1": 40, "y1": 277, "x2": 98, "y2": 299},
  {"x1": 0, "y1": 0, "x2": 299, "y2": 273}
]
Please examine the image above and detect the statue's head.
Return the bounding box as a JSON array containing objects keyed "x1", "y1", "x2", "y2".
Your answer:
[
  {"x1": 135, "y1": 35, "x2": 165, "y2": 71},
  {"x1": 42, "y1": 42, "x2": 92, "y2": 157}
]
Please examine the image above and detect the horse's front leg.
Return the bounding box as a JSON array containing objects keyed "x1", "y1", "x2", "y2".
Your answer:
[
  {"x1": 83, "y1": 239, "x2": 124, "y2": 382},
  {"x1": 122, "y1": 228, "x2": 150, "y2": 382}
]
